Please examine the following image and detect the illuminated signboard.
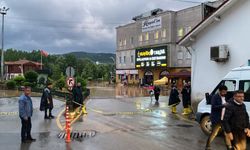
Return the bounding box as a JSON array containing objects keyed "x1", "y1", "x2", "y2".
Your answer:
[{"x1": 135, "y1": 46, "x2": 167, "y2": 68}]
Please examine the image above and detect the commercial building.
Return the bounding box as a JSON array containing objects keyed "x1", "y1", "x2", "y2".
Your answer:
[{"x1": 116, "y1": 1, "x2": 224, "y2": 88}]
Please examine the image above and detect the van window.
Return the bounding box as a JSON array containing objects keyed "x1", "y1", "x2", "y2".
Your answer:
[
  {"x1": 211, "y1": 80, "x2": 236, "y2": 101},
  {"x1": 239, "y1": 80, "x2": 250, "y2": 102}
]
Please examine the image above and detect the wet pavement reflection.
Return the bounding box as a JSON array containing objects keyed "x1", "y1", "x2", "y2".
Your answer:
[{"x1": 0, "y1": 85, "x2": 243, "y2": 150}]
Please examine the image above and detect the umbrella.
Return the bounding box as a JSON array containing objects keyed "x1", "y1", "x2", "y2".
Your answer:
[{"x1": 154, "y1": 77, "x2": 168, "y2": 85}]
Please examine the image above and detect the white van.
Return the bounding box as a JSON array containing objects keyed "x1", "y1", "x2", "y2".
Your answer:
[{"x1": 196, "y1": 66, "x2": 250, "y2": 135}]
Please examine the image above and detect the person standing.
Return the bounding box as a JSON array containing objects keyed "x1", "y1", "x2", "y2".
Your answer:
[
  {"x1": 168, "y1": 84, "x2": 180, "y2": 113},
  {"x1": 74, "y1": 82, "x2": 84, "y2": 106},
  {"x1": 19, "y1": 86, "x2": 36, "y2": 143},
  {"x1": 205, "y1": 85, "x2": 230, "y2": 150},
  {"x1": 181, "y1": 82, "x2": 191, "y2": 115},
  {"x1": 223, "y1": 90, "x2": 250, "y2": 150},
  {"x1": 153, "y1": 86, "x2": 161, "y2": 102},
  {"x1": 40, "y1": 82, "x2": 54, "y2": 119}
]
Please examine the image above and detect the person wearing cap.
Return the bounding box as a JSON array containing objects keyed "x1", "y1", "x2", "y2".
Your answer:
[{"x1": 40, "y1": 82, "x2": 54, "y2": 119}]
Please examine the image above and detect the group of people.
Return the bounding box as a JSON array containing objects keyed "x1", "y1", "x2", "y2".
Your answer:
[
  {"x1": 18, "y1": 82, "x2": 85, "y2": 143},
  {"x1": 205, "y1": 85, "x2": 250, "y2": 150},
  {"x1": 168, "y1": 81, "x2": 192, "y2": 114},
  {"x1": 149, "y1": 81, "x2": 192, "y2": 115}
]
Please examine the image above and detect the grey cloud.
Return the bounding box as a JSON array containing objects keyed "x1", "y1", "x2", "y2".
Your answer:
[{"x1": 2, "y1": 0, "x2": 206, "y2": 54}]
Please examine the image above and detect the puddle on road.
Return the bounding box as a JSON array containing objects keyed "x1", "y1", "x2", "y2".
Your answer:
[{"x1": 176, "y1": 124, "x2": 194, "y2": 128}]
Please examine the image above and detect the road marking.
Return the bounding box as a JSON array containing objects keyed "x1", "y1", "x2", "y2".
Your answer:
[
  {"x1": 56, "y1": 98, "x2": 91, "y2": 131},
  {"x1": 0, "y1": 111, "x2": 19, "y2": 116}
]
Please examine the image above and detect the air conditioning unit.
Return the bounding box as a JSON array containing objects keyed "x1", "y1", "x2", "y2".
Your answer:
[{"x1": 210, "y1": 45, "x2": 229, "y2": 62}]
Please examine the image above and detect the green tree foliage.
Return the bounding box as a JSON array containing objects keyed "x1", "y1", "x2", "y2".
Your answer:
[
  {"x1": 13, "y1": 76, "x2": 25, "y2": 86},
  {"x1": 38, "y1": 77, "x2": 46, "y2": 86},
  {"x1": 24, "y1": 71, "x2": 38, "y2": 85},
  {"x1": 6, "y1": 80, "x2": 16, "y2": 89},
  {"x1": 55, "y1": 77, "x2": 65, "y2": 91},
  {"x1": 4, "y1": 49, "x2": 115, "y2": 84}
]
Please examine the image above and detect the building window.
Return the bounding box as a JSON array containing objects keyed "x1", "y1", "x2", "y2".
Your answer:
[
  {"x1": 186, "y1": 51, "x2": 191, "y2": 59},
  {"x1": 130, "y1": 74, "x2": 134, "y2": 80},
  {"x1": 123, "y1": 39, "x2": 127, "y2": 46},
  {"x1": 138, "y1": 34, "x2": 143, "y2": 42},
  {"x1": 178, "y1": 28, "x2": 184, "y2": 37},
  {"x1": 130, "y1": 37, "x2": 134, "y2": 44},
  {"x1": 162, "y1": 29, "x2": 166, "y2": 38},
  {"x1": 184, "y1": 26, "x2": 192, "y2": 35},
  {"x1": 154, "y1": 31, "x2": 159, "y2": 40},
  {"x1": 119, "y1": 57, "x2": 122, "y2": 64},
  {"x1": 124, "y1": 56, "x2": 126, "y2": 64},
  {"x1": 119, "y1": 40, "x2": 122, "y2": 47},
  {"x1": 131, "y1": 55, "x2": 134, "y2": 63},
  {"x1": 177, "y1": 51, "x2": 184, "y2": 60},
  {"x1": 144, "y1": 32, "x2": 149, "y2": 41}
]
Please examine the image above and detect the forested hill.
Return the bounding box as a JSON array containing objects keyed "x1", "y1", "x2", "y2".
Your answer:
[
  {"x1": 66, "y1": 52, "x2": 115, "y2": 64},
  {"x1": 3, "y1": 49, "x2": 115, "y2": 64}
]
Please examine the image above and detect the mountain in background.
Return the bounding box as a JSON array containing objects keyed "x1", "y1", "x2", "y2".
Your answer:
[{"x1": 66, "y1": 51, "x2": 115, "y2": 64}]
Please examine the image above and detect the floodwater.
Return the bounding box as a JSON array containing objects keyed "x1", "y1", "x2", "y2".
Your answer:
[{"x1": 89, "y1": 84, "x2": 169, "y2": 99}]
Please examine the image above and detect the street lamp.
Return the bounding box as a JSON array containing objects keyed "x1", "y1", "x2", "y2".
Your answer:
[{"x1": 0, "y1": 6, "x2": 9, "y2": 80}]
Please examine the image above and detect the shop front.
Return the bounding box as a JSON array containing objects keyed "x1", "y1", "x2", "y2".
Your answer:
[
  {"x1": 116, "y1": 70, "x2": 139, "y2": 85},
  {"x1": 136, "y1": 46, "x2": 168, "y2": 86}
]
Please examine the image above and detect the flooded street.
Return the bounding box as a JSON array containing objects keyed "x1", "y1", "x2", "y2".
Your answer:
[{"x1": 0, "y1": 86, "x2": 238, "y2": 150}]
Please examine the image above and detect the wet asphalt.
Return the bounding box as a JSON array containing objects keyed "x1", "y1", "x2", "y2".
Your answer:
[{"x1": 0, "y1": 86, "x2": 240, "y2": 150}]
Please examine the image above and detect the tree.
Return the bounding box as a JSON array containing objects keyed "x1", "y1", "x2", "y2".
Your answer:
[
  {"x1": 24, "y1": 71, "x2": 38, "y2": 86},
  {"x1": 13, "y1": 76, "x2": 25, "y2": 86},
  {"x1": 55, "y1": 77, "x2": 65, "y2": 91}
]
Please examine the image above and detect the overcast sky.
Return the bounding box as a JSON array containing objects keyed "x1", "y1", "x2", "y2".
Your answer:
[{"x1": 1, "y1": 0, "x2": 209, "y2": 54}]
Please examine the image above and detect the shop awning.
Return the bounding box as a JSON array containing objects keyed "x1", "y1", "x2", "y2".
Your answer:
[{"x1": 166, "y1": 71, "x2": 191, "y2": 78}]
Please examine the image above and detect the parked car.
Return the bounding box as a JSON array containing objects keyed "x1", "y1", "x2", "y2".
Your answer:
[{"x1": 196, "y1": 66, "x2": 250, "y2": 135}]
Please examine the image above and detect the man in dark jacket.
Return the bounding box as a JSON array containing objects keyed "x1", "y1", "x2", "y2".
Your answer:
[
  {"x1": 223, "y1": 90, "x2": 250, "y2": 150},
  {"x1": 40, "y1": 82, "x2": 54, "y2": 119},
  {"x1": 153, "y1": 86, "x2": 161, "y2": 102},
  {"x1": 168, "y1": 84, "x2": 180, "y2": 113},
  {"x1": 205, "y1": 85, "x2": 229, "y2": 150},
  {"x1": 181, "y1": 82, "x2": 191, "y2": 115},
  {"x1": 19, "y1": 86, "x2": 36, "y2": 143},
  {"x1": 72, "y1": 82, "x2": 83, "y2": 109}
]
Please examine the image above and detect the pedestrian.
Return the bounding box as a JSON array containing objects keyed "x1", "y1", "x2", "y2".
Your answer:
[
  {"x1": 181, "y1": 82, "x2": 191, "y2": 115},
  {"x1": 40, "y1": 82, "x2": 54, "y2": 119},
  {"x1": 19, "y1": 86, "x2": 36, "y2": 143},
  {"x1": 154, "y1": 85, "x2": 161, "y2": 102},
  {"x1": 168, "y1": 83, "x2": 180, "y2": 113},
  {"x1": 222, "y1": 90, "x2": 250, "y2": 150},
  {"x1": 205, "y1": 85, "x2": 231, "y2": 150},
  {"x1": 74, "y1": 82, "x2": 84, "y2": 106}
]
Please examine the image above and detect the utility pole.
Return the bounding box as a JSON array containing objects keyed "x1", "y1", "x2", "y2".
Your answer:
[{"x1": 0, "y1": 6, "x2": 9, "y2": 80}]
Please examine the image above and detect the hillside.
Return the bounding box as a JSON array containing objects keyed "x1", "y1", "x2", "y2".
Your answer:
[{"x1": 67, "y1": 52, "x2": 115, "y2": 64}]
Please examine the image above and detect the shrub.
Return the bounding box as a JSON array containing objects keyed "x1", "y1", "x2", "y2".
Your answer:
[
  {"x1": 6, "y1": 80, "x2": 16, "y2": 89},
  {"x1": 13, "y1": 76, "x2": 25, "y2": 86},
  {"x1": 23, "y1": 82, "x2": 33, "y2": 87},
  {"x1": 38, "y1": 77, "x2": 46, "y2": 85},
  {"x1": 24, "y1": 71, "x2": 38, "y2": 83},
  {"x1": 55, "y1": 78, "x2": 65, "y2": 90}
]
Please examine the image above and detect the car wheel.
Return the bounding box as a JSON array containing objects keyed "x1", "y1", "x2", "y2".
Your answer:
[{"x1": 200, "y1": 115, "x2": 212, "y2": 135}]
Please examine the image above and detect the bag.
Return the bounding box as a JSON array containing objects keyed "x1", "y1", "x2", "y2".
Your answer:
[{"x1": 39, "y1": 93, "x2": 45, "y2": 111}]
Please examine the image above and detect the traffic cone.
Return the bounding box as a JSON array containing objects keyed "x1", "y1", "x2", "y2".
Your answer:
[{"x1": 65, "y1": 106, "x2": 71, "y2": 143}]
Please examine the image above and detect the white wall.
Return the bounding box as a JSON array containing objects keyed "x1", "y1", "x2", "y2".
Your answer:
[{"x1": 191, "y1": 0, "x2": 250, "y2": 101}]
